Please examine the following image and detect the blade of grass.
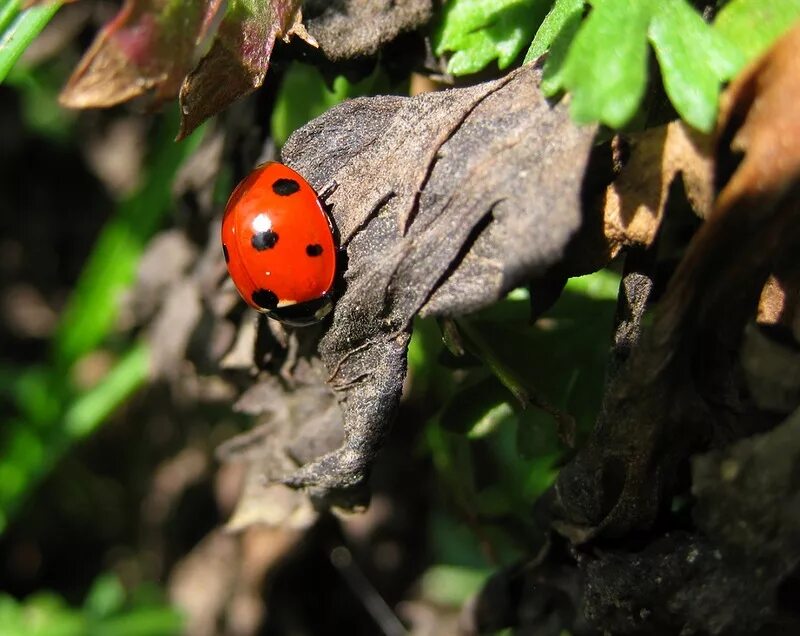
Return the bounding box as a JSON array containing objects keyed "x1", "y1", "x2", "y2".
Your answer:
[
  {"x1": 64, "y1": 343, "x2": 149, "y2": 439},
  {"x1": 0, "y1": 0, "x2": 21, "y2": 36},
  {"x1": 0, "y1": 113, "x2": 207, "y2": 534},
  {"x1": 0, "y1": 0, "x2": 61, "y2": 83},
  {"x1": 0, "y1": 344, "x2": 150, "y2": 533},
  {"x1": 54, "y1": 111, "x2": 205, "y2": 368}
]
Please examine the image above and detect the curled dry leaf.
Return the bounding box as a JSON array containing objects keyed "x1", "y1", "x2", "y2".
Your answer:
[
  {"x1": 217, "y1": 360, "x2": 343, "y2": 528},
  {"x1": 58, "y1": 0, "x2": 309, "y2": 138},
  {"x1": 59, "y1": 1, "x2": 224, "y2": 108},
  {"x1": 603, "y1": 120, "x2": 714, "y2": 257},
  {"x1": 177, "y1": 2, "x2": 313, "y2": 139},
  {"x1": 275, "y1": 65, "x2": 596, "y2": 500},
  {"x1": 553, "y1": 22, "x2": 800, "y2": 541}
]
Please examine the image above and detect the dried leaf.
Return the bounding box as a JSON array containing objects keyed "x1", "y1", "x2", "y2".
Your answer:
[
  {"x1": 757, "y1": 274, "x2": 799, "y2": 327},
  {"x1": 59, "y1": 1, "x2": 223, "y2": 108},
  {"x1": 217, "y1": 362, "x2": 345, "y2": 525},
  {"x1": 553, "y1": 23, "x2": 800, "y2": 541},
  {"x1": 603, "y1": 121, "x2": 714, "y2": 255},
  {"x1": 304, "y1": 0, "x2": 433, "y2": 61},
  {"x1": 177, "y1": 0, "x2": 303, "y2": 139},
  {"x1": 278, "y1": 65, "x2": 596, "y2": 499},
  {"x1": 59, "y1": 0, "x2": 309, "y2": 138}
]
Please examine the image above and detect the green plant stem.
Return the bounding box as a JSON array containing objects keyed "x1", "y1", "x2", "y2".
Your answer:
[
  {"x1": 64, "y1": 343, "x2": 150, "y2": 439},
  {"x1": 0, "y1": 0, "x2": 21, "y2": 35},
  {"x1": 54, "y1": 113, "x2": 205, "y2": 368},
  {"x1": 0, "y1": 1, "x2": 61, "y2": 83}
]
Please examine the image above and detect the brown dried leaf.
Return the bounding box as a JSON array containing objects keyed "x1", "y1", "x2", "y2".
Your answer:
[
  {"x1": 603, "y1": 121, "x2": 714, "y2": 256},
  {"x1": 59, "y1": 1, "x2": 223, "y2": 109},
  {"x1": 177, "y1": 1, "x2": 304, "y2": 139},
  {"x1": 304, "y1": 0, "x2": 433, "y2": 60},
  {"x1": 217, "y1": 361, "x2": 344, "y2": 526},
  {"x1": 553, "y1": 23, "x2": 800, "y2": 542},
  {"x1": 278, "y1": 65, "x2": 596, "y2": 499}
]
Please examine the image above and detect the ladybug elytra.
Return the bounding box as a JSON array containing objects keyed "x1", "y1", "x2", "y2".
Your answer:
[{"x1": 221, "y1": 162, "x2": 338, "y2": 326}]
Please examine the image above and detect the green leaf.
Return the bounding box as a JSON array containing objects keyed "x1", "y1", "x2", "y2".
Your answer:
[
  {"x1": 84, "y1": 575, "x2": 126, "y2": 618},
  {"x1": 563, "y1": 268, "x2": 621, "y2": 300},
  {"x1": 714, "y1": 0, "x2": 800, "y2": 64},
  {"x1": 435, "y1": 0, "x2": 552, "y2": 75},
  {"x1": 63, "y1": 344, "x2": 149, "y2": 439},
  {"x1": 271, "y1": 63, "x2": 395, "y2": 147},
  {"x1": 539, "y1": 3, "x2": 584, "y2": 95},
  {"x1": 648, "y1": 0, "x2": 743, "y2": 131},
  {"x1": 439, "y1": 375, "x2": 517, "y2": 438},
  {"x1": 5, "y1": 62, "x2": 75, "y2": 141},
  {"x1": 0, "y1": 1, "x2": 21, "y2": 36},
  {"x1": 559, "y1": 0, "x2": 652, "y2": 127},
  {"x1": 0, "y1": 575, "x2": 181, "y2": 636},
  {"x1": 525, "y1": 0, "x2": 584, "y2": 63},
  {"x1": 419, "y1": 564, "x2": 492, "y2": 607}
]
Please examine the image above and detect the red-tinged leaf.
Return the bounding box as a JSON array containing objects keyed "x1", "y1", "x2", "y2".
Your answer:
[
  {"x1": 177, "y1": 0, "x2": 309, "y2": 140},
  {"x1": 59, "y1": 0, "x2": 224, "y2": 109}
]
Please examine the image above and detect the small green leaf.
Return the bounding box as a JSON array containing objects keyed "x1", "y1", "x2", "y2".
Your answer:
[
  {"x1": 271, "y1": 63, "x2": 394, "y2": 146},
  {"x1": 539, "y1": 4, "x2": 584, "y2": 95},
  {"x1": 84, "y1": 575, "x2": 126, "y2": 618},
  {"x1": 440, "y1": 375, "x2": 516, "y2": 437},
  {"x1": 559, "y1": 0, "x2": 653, "y2": 128},
  {"x1": 420, "y1": 565, "x2": 492, "y2": 607},
  {"x1": 435, "y1": 0, "x2": 552, "y2": 76},
  {"x1": 564, "y1": 268, "x2": 621, "y2": 301},
  {"x1": 649, "y1": 0, "x2": 743, "y2": 132},
  {"x1": 63, "y1": 345, "x2": 149, "y2": 439},
  {"x1": 525, "y1": 0, "x2": 584, "y2": 63},
  {"x1": 714, "y1": 0, "x2": 800, "y2": 65}
]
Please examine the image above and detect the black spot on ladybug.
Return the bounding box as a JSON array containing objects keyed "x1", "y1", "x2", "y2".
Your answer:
[
  {"x1": 222, "y1": 244, "x2": 229, "y2": 263},
  {"x1": 272, "y1": 178, "x2": 300, "y2": 196},
  {"x1": 306, "y1": 243, "x2": 323, "y2": 257},
  {"x1": 252, "y1": 289, "x2": 279, "y2": 310},
  {"x1": 252, "y1": 230, "x2": 279, "y2": 251}
]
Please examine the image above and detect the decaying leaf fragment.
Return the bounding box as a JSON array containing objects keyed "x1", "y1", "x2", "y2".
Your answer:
[
  {"x1": 58, "y1": 0, "x2": 311, "y2": 138},
  {"x1": 303, "y1": 0, "x2": 433, "y2": 60},
  {"x1": 178, "y1": 1, "x2": 314, "y2": 139},
  {"x1": 553, "y1": 22, "x2": 800, "y2": 542},
  {"x1": 59, "y1": 1, "x2": 223, "y2": 108},
  {"x1": 603, "y1": 121, "x2": 714, "y2": 256},
  {"x1": 217, "y1": 360, "x2": 343, "y2": 528},
  {"x1": 272, "y1": 65, "x2": 596, "y2": 500}
]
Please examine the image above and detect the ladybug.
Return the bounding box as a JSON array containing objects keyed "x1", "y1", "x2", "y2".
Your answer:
[{"x1": 221, "y1": 162, "x2": 338, "y2": 326}]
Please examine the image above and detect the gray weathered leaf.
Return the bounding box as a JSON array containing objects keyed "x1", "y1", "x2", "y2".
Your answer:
[
  {"x1": 276, "y1": 65, "x2": 596, "y2": 500},
  {"x1": 304, "y1": 0, "x2": 433, "y2": 60}
]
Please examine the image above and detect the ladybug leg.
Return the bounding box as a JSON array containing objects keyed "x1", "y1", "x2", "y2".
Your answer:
[{"x1": 318, "y1": 179, "x2": 339, "y2": 201}]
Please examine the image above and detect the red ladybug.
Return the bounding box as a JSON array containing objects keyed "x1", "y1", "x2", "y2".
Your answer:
[{"x1": 221, "y1": 162, "x2": 337, "y2": 326}]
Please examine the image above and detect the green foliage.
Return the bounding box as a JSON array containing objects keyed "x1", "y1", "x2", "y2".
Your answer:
[
  {"x1": 5, "y1": 62, "x2": 75, "y2": 141},
  {"x1": 0, "y1": 111, "x2": 207, "y2": 534},
  {"x1": 0, "y1": 574, "x2": 183, "y2": 636},
  {"x1": 0, "y1": 0, "x2": 62, "y2": 83},
  {"x1": 714, "y1": 0, "x2": 800, "y2": 61},
  {"x1": 434, "y1": 0, "x2": 552, "y2": 75},
  {"x1": 409, "y1": 270, "x2": 620, "y2": 574},
  {"x1": 419, "y1": 563, "x2": 492, "y2": 607},
  {"x1": 524, "y1": 0, "x2": 583, "y2": 63},
  {"x1": 535, "y1": 0, "x2": 744, "y2": 131},
  {"x1": 441, "y1": 0, "x2": 800, "y2": 132},
  {"x1": 271, "y1": 63, "x2": 397, "y2": 146},
  {"x1": 54, "y1": 112, "x2": 203, "y2": 366}
]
